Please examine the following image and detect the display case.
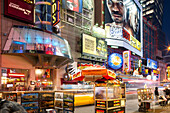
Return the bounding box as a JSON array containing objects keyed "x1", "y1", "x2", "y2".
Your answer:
[
  {"x1": 2, "y1": 92, "x2": 17, "y2": 102},
  {"x1": 55, "y1": 92, "x2": 63, "y2": 113},
  {"x1": 39, "y1": 92, "x2": 54, "y2": 112},
  {"x1": 21, "y1": 93, "x2": 39, "y2": 113},
  {"x1": 137, "y1": 88, "x2": 153, "y2": 101},
  {"x1": 63, "y1": 92, "x2": 74, "y2": 113},
  {"x1": 137, "y1": 88, "x2": 154, "y2": 112},
  {"x1": 95, "y1": 83, "x2": 126, "y2": 113}
]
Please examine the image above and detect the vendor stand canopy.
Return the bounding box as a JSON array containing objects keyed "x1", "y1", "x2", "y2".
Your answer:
[{"x1": 72, "y1": 64, "x2": 116, "y2": 81}]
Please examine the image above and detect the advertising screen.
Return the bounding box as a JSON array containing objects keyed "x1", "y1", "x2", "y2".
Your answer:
[
  {"x1": 147, "y1": 58, "x2": 157, "y2": 69},
  {"x1": 105, "y1": 0, "x2": 141, "y2": 44},
  {"x1": 4, "y1": 0, "x2": 34, "y2": 24},
  {"x1": 82, "y1": 34, "x2": 107, "y2": 59},
  {"x1": 62, "y1": 0, "x2": 83, "y2": 13}
]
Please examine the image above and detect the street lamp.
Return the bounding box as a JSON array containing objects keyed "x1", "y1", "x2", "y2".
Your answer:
[{"x1": 168, "y1": 46, "x2": 170, "y2": 51}]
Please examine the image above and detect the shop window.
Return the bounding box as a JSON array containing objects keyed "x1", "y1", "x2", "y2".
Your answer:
[
  {"x1": 10, "y1": 41, "x2": 26, "y2": 53},
  {"x1": 35, "y1": 2, "x2": 52, "y2": 31},
  {"x1": 35, "y1": 69, "x2": 53, "y2": 90},
  {"x1": 1, "y1": 68, "x2": 29, "y2": 91}
]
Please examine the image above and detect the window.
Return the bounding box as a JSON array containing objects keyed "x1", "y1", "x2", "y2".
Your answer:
[
  {"x1": 60, "y1": 1, "x2": 94, "y2": 32},
  {"x1": 1, "y1": 68, "x2": 29, "y2": 91}
]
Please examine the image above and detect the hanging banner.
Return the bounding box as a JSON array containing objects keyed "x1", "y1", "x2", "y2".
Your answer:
[{"x1": 123, "y1": 51, "x2": 131, "y2": 72}]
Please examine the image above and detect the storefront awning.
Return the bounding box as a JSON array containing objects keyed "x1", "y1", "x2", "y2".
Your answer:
[{"x1": 3, "y1": 25, "x2": 73, "y2": 68}]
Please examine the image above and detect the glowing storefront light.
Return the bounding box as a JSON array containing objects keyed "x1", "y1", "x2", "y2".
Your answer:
[
  {"x1": 146, "y1": 75, "x2": 151, "y2": 80},
  {"x1": 35, "y1": 69, "x2": 43, "y2": 75}
]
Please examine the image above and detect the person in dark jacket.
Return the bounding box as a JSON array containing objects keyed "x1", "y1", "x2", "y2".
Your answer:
[
  {"x1": 154, "y1": 87, "x2": 159, "y2": 100},
  {"x1": 163, "y1": 87, "x2": 170, "y2": 104}
]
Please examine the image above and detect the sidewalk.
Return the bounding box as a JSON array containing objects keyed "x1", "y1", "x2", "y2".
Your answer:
[
  {"x1": 126, "y1": 99, "x2": 170, "y2": 113},
  {"x1": 74, "y1": 99, "x2": 170, "y2": 113}
]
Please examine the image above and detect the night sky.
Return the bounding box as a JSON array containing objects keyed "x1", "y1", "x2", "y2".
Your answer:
[{"x1": 162, "y1": 0, "x2": 170, "y2": 46}]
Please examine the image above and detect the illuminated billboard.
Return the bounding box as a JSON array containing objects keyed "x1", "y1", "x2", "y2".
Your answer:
[
  {"x1": 105, "y1": 0, "x2": 141, "y2": 41},
  {"x1": 4, "y1": 0, "x2": 34, "y2": 24},
  {"x1": 123, "y1": 51, "x2": 131, "y2": 72},
  {"x1": 108, "y1": 53, "x2": 123, "y2": 70},
  {"x1": 105, "y1": 0, "x2": 142, "y2": 54},
  {"x1": 52, "y1": 0, "x2": 60, "y2": 26},
  {"x1": 62, "y1": 0, "x2": 83, "y2": 13},
  {"x1": 82, "y1": 34, "x2": 107, "y2": 59},
  {"x1": 147, "y1": 58, "x2": 157, "y2": 69}
]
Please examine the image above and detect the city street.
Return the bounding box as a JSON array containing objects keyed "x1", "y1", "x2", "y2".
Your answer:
[
  {"x1": 74, "y1": 98, "x2": 170, "y2": 113},
  {"x1": 1, "y1": 0, "x2": 170, "y2": 113}
]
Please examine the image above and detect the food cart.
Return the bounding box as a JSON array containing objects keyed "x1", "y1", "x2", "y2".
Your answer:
[{"x1": 71, "y1": 65, "x2": 126, "y2": 113}]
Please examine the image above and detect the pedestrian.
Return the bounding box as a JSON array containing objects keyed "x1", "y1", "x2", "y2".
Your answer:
[
  {"x1": 163, "y1": 87, "x2": 170, "y2": 104},
  {"x1": 154, "y1": 87, "x2": 159, "y2": 100}
]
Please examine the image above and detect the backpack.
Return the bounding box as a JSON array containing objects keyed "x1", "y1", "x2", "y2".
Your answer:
[{"x1": 0, "y1": 99, "x2": 27, "y2": 113}]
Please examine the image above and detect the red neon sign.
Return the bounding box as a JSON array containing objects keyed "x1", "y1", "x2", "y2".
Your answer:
[{"x1": 8, "y1": 73, "x2": 25, "y2": 78}]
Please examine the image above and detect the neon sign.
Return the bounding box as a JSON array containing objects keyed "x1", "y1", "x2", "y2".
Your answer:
[{"x1": 52, "y1": 0, "x2": 60, "y2": 26}]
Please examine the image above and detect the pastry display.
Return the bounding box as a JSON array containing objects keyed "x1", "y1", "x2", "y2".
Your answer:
[
  {"x1": 22, "y1": 102, "x2": 38, "y2": 110},
  {"x1": 63, "y1": 93, "x2": 74, "y2": 102},
  {"x1": 63, "y1": 93, "x2": 74, "y2": 112},
  {"x1": 21, "y1": 93, "x2": 38, "y2": 102},
  {"x1": 5, "y1": 93, "x2": 17, "y2": 102},
  {"x1": 39, "y1": 93, "x2": 54, "y2": 110},
  {"x1": 55, "y1": 101, "x2": 63, "y2": 108},
  {"x1": 21, "y1": 93, "x2": 39, "y2": 113}
]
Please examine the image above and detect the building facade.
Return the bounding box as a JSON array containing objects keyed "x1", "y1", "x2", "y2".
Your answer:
[
  {"x1": 0, "y1": 0, "x2": 77, "y2": 91},
  {"x1": 0, "y1": 0, "x2": 146, "y2": 91},
  {"x1": 143, "y1": 17, "x2": 157, "y2": 60},
  {"x1": 138, "y1": 0, "x2": 164, "y2": 29}
]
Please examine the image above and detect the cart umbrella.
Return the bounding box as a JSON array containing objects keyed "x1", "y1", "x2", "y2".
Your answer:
[{"x1": 72, "y1": 67, "x2": 116, "y2": 81}]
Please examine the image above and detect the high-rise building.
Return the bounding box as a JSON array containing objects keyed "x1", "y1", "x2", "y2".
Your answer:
[
  {"x1": 143, "y1": 17, "x2": 157, "y2": 60},
  {"x1": 138, "y1": 0, "x2": 164, "y2": 29},
  {"x1": 139, "y1": 0, "x2": 166, "y2": 55},
  {"x1": 157, "y1": 28, "x2": 166, "y2": 55}
]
